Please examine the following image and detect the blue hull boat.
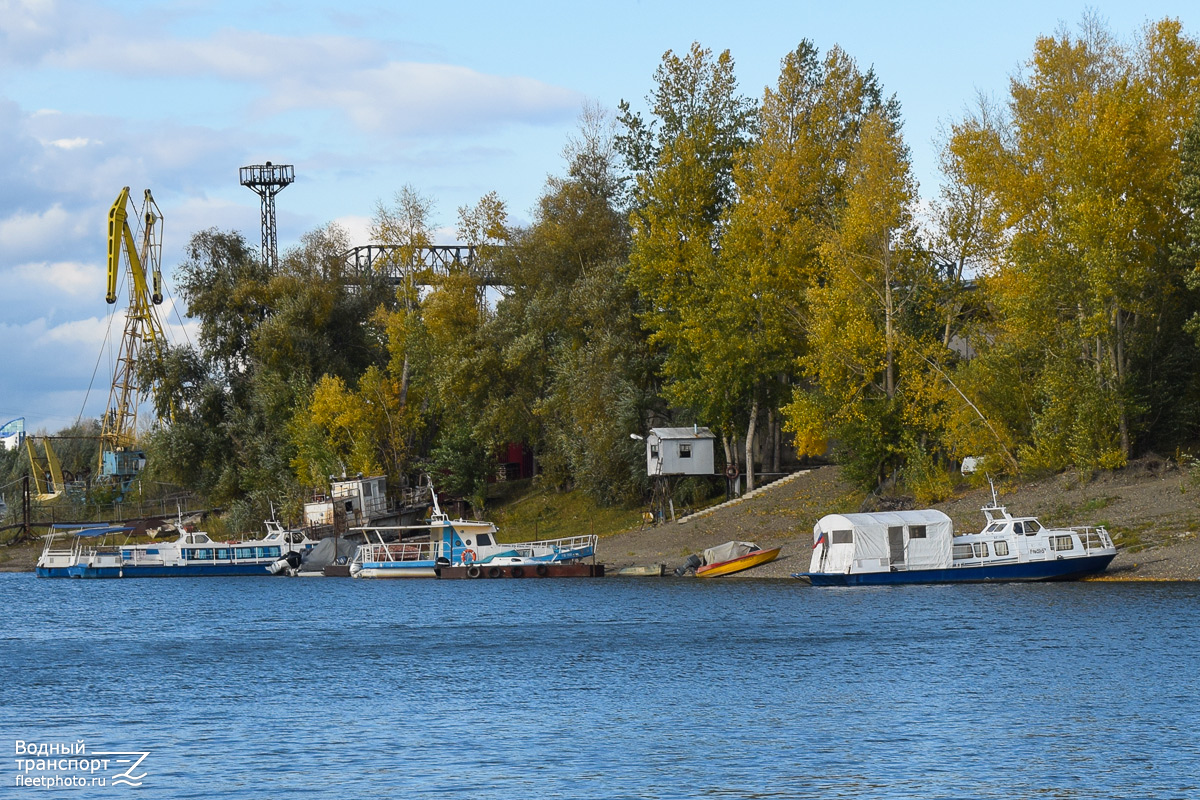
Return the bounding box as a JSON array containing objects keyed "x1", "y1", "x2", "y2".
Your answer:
[{"x1": 795, "y1": 484, "x2": 1118, "y2": 586}]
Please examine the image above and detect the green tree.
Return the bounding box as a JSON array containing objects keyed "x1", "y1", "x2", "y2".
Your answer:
[
  {"x1": 620, "y1": 43, "x2": 757, "y2": 475},
  {"x1": 942, "y1": 16, "x2": 1200, "y2": 471},
  {"x1": 785, "y1": 108, "x2": 944, "y2": 491},
  {"x1": 721, "y1": 42, "x2": 898, "y2": 488}
]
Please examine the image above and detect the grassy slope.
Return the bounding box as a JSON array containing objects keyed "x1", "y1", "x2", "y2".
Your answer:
[{"x1": 487, "y1": 480, "x2": 645, "y2": 543}]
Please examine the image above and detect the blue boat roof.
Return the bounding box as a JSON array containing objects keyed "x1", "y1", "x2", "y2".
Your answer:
[{"x1": 50, "y1": 524, "x2": 135, "y2": 536}]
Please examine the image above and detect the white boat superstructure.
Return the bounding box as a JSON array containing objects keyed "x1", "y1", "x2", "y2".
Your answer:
[
  {"x1": 796, "y1": 481, "x2": 1117, "y2": 585},
  {"x1": 37, "y1": 519, "x2": 318, "y2": 578},
  {"x1": 349, "y1": 487, "x2": 597, "y2": 578}
]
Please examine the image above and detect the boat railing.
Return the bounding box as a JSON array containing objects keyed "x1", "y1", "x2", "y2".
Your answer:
[
  {"x1": 356, "y1": 541, "x2": 438, "y2": 563},
  {"x1": 1067, "y1": 527, "x2": 1113, "y2": 553},
  {"x1": 506, "y1": 534, "x2": 597, "y2": 557}
]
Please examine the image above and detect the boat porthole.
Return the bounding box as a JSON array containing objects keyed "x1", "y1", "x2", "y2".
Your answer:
[{"x1": 511, "y1": 566, "x2": 524, "y2": 578}]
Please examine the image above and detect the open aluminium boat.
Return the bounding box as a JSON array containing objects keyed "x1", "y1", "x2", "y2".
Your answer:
[{"x1": 694, "y1": 541, "x2": 782, "y2": 578}]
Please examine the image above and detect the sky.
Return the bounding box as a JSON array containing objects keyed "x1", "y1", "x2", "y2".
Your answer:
[{"x1": 0, "y1": 0, "x2": 1193, "y2": 435}]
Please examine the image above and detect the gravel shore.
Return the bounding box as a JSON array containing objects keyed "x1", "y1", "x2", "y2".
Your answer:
[{"x1": 601, "y1": 464, "x2": 1200, "y2": 581}]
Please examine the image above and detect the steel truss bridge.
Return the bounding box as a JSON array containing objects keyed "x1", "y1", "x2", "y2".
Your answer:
[{"x1": 342, "y1": 245, "x2": 503, "y2": 287}]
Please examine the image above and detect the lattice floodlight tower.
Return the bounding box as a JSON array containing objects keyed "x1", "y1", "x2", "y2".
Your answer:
[{"x1": 239, "y1": 162, "x2": 294, "y2": 269}]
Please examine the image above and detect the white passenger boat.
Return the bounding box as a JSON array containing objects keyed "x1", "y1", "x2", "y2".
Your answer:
[
  {"x1": 793, "y1": 486, "x2": 1117, "y2": 585},
  {"x1": 36, "y1": 519, "x2": 317, "y2": 578},
  {"x1": 349, "y1": 490, "x2": 597, "y2": 578}
]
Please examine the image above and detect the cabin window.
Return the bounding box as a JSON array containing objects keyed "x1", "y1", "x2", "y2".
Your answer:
[
  {"x1": 1049, "y1": 535, "x2": 1074, "y2": 552},
  {"x1": 236, "y1": 548, "x2": 255, "y2": 559},
  {"x1": 908, "y1": 525, "x2": 927, "y2": 539},
  {"x1": 190, "y1": 548, "x2": 214, "y2": 560},
  {"x1": 953, "y1": 542, "x2": 989, "y2": 560},
  {"x1": 986, "y1": 523, "x2": 1004, "y2": 533},
  {"x1": 831, "y1": 530, "x2": 853, "y2": 545},
  {"x1": 477, "y1": 534, "x2": 492, "y2": 546},
  {"x1": 216, "y1": 549, "x2": 231, "y2": 560},
  {"x1": 1024, "y1": 519, "x2": 1042, "y2": 533},
  {"x1": 994, "y1": 541, "x2": 1010, "y2": 557},
  {"x1": 679, "y1": 443, "x2": 692, "y2": 458},
  {"x1": 1013, "y1": 522, "x2": 1024, "y2": 534}
]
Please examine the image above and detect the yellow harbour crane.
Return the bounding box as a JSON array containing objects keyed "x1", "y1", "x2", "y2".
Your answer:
[{"x1": 98, "y1": 187, "x2": 169, "y2": 485}]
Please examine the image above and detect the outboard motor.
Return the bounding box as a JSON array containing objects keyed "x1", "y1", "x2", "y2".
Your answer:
[
  {"x1": 673, "y1": 554, "x2": 702, "y2": 577},
  {"x1": 268, "y1": 551, "x2": 303, "y2": 575}
]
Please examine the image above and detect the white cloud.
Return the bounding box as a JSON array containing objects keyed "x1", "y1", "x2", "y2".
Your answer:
[
  {"x1": 0, "y1": 205, "x2": 91, "y2": 260},
  {"x1": 49, "y1": 136, "x2": 90, "y2": 149},
  {"x1": 272, "y1": 62, "x2": 582, "y2": 135},
  {"x1": 330, "y1": 214, "x2": 373, "y2": 246},
  {"x1": 11, "y1": 260, "x2": 104, "y2": 297},
  {"x1": 38, "y1": 314, "x2": 112, "y2": 347}
]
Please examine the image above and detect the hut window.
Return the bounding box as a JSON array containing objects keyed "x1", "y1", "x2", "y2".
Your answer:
[
  {"x1": 831, "y1": 530, "x2": 853, "y2": 545},
  {"x1": 994, "y1": 541, "x2": 1010, "y2": 556},
  {"x1": 650, "y1": 444, "x2": 659, "y2": 459},
  {"x1": 908, "y1": 525, "x2": 927, "y2": 539},
  {"x1": 679, "y1": 443, "x2": 692, "y2": 458}
]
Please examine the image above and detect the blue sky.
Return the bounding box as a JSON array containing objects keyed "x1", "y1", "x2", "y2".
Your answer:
[{"x1": 0, "y1": 0, "x2": 1192, "y2": 434}]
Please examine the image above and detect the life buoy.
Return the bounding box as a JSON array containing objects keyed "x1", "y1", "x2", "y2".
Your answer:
[
  {"x1": 535, "y1": 564, "x2": 548, "y2": 577},
  {"x1": 724, "y1": 463, "x2": 739, "y2": 480},
  {"x1": 487, "y1": 566, "x2": 501, "y2": 578},
  {"x1": 466, "y1": 565, "x2": 481, "y2": 579},
  {"x1": 511, "y1": 566, "x2": 524, "y2": 578},
  {"x1": 461, "y1": 548, "x2": 476, "y2": 564}
]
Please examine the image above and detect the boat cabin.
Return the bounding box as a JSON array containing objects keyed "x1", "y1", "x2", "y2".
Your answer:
[{"x1": 304, "y1": 475, "x2": 390, "y2": 528}]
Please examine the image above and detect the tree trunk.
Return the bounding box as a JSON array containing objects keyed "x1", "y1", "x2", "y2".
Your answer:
[
  {"x1": 884, "y1": 256, "x2": 896, "y2": 399},
  {"x1": 768, "y1": 406, "x2": 780, "y2": 474},
  {"x1": 745, "y1": 399, "x2": 759, "y2": 492},
  {"x1": 398, "y1": 354, "x2": 410, "y2": 408}
]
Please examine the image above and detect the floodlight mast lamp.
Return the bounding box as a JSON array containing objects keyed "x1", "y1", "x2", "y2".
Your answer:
[{"x1": 239, "y1": 162, "x2": 294, "y2": 269}]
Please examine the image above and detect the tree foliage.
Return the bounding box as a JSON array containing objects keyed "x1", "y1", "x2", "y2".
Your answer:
[{"x1": 107, "y1": 17, "x2": 1200, "y2": 521}]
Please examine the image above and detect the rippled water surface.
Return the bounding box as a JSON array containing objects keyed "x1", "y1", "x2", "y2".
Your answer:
[{"x1": 2, "y1": 574, "x2": 1197, "y2": 799}]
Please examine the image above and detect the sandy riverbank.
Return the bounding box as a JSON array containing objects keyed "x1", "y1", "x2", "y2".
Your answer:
[{"x1": 601, "y1": 462, "x2": 1200, "y2": 581}]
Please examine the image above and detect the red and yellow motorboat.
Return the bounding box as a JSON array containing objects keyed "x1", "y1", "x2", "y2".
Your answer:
[{"x1": 695, "y1": 544, "x2": 782, "y2": 578}]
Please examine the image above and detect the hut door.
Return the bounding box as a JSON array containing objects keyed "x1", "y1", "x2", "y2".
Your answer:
[{"x1": 888, "y1": 526, "x2": 905, "y2": 568}]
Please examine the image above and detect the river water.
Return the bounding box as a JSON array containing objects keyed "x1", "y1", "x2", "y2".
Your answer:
[{"x1": 1, "y1": 574, "x2": 1196, "y2": 799}]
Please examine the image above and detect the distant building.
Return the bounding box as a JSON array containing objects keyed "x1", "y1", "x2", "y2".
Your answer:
[
  {"x1": 646, "y1": 427, "x2": 716, "y2": 476},
  {"x1": 0, "y1": 418, "x2": 24, "y2": 451}
]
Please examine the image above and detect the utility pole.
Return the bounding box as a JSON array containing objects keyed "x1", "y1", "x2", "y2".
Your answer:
[{"x1": 22, "y1": 475, "x2": 30, "y2": 542}]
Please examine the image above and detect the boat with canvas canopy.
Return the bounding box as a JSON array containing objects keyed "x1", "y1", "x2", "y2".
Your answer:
[{"x1": 793, "y1": 487, "x2": 1116, "y2": 586}]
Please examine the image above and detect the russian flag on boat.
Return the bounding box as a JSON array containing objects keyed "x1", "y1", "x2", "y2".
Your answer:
[{"x1": 813, "y1": 531, "x2": 826, "y2": 550}]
